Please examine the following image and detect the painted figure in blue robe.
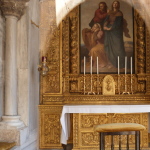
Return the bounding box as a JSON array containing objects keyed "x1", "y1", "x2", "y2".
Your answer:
[{"x1": 104, "y1": 0, "x2": 130, "y2": 69}]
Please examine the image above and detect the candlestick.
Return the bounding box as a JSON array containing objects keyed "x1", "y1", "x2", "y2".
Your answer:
[
  {"x1": 118, "y1": 56, "x2": 120, "y2": 94},
  {"x1": 91, "y1": 56, "x2": 92, "y2": 75},
  {"x1": 130, "y1": 56, "x2": 133, "y2": 94},
  {"x1": 97, "y1": 57, "x2": 98, "y2": 74},
  {"x1": 84, "y1": 56, "x2": 86, "y2": 75},
  {"x1": 122, "y1": 56, "x2": 130, "y2": 94},
  {"x1": 131, "y1": 57, "x2": 132, "y2": 74},
  {"x1": 125, "y1": 56, "x2": 127, "y2": 74},
  {"x1": 118, "y1": 56, "x2": 119, "y2": 75}
]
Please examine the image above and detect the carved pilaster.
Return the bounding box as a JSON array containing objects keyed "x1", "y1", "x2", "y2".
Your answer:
[
  {"x1": 69, "y1": 7, "x2": 79, "y2": 74},
  {"x1": 0, "y1": 0, "x2": 28, "y2": 19},
  {"x1": 62, "y1": 15, "x2": 70, "y2": 75},
  {"x1": 73, "y1": 114, "x2": 79, "y2": 148},
  {"x1": 135, "y1": 11, "x2": 146, "y2": 74}
]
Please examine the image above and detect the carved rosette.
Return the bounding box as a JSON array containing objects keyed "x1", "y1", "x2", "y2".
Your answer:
[{"x1": 0, "y1": 0, "x2": 28, "y2": 19}]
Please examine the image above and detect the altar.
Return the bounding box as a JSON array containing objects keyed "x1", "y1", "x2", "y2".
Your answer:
[
  {"x1": 38, "y1": 0, "x2": 150, "y2": 149},
  {"x1": 61, "y1": 105, "x2": 150, "y2": 144}
]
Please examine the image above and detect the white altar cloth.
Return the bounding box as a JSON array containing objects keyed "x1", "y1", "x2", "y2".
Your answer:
[{"x1": 60, "y1": 105, "x2": 150, "y2": 144}]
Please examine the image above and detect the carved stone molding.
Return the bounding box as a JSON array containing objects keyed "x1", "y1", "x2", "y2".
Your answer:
[{"x1": 0, "y1": 0, "x2": 28, "y2": 19}]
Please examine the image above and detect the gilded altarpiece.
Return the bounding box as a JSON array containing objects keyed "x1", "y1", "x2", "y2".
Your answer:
[{"x1": 39, "y1": 0, "x2": 150, "y2": 149}]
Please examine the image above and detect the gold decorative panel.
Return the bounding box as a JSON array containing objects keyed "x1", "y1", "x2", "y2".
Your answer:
[{"x1": 39, "y1": 105, "x2": 63, "y2": 149}]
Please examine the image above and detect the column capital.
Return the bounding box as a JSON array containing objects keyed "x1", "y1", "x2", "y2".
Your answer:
[{"x1": 0, "y1": 0, "x2": 29, "y2": 20}]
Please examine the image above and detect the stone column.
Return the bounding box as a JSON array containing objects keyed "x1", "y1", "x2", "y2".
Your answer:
[
  {"x1": 0, "y1": 0, "x2": 28, "y2": 127},
  {"x1": 0, "y1": 11, "x2": 4, "y2": 120}
]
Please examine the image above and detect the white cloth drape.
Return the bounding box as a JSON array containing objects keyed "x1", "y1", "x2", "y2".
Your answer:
[{"x1": 60, "y1": 105, "x2": 150, "y2": 144}]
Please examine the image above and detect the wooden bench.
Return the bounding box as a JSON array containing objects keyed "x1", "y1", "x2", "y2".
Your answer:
[{"x1": 94, "y1": 123, "x2": 146, "y2": 150}]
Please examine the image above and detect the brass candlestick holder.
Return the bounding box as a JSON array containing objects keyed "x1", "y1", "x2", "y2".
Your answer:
[
  {"x1": 122, "y1": 74, "x2": 130, "y2": 94},
  {"x1": 83, "y1": 75, "x2": 86, "y2": 95},
  {"x1": 97, "y1": 74, "x2": 100, "y2": 95},
  {"x1": 131, "y1": 74, "x2": 133, "y2": 94},
  {"x1": 118, "y1": 74, "x2": 120, "y2": 95},
  {"x1": 87, "y1": 74, "x2": 95, "y2": 95}
]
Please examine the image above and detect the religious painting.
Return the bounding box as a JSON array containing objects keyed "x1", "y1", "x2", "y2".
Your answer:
[{"x1": 80, "y1": 0, "x2": 134, "y2": 74}]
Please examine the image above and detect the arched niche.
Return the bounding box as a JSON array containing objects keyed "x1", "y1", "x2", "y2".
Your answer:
[
  {"x1": 39, "y1": 0, "x2": 150, "y2": 100},
  {"x1": 60, "y1": 0, "x2": 149, "y2": 95}
]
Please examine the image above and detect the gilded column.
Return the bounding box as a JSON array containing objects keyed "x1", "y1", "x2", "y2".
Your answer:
[{"x1": 0, "y1": 0, "x2": 28, "y2": 126}]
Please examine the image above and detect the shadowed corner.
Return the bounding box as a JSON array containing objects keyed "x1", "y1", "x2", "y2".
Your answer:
[{"x1": 62, "y1": 143, "x2": 73, "y2": 150}]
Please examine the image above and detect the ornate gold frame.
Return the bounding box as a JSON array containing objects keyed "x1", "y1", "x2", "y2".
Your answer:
[{"x1": 40, "y1": 5, "x2": 150, "y2": 104}]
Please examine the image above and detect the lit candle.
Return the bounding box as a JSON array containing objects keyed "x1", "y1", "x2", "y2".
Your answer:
[
  {"x1": 97, "y1": 57, "x2": 98, "y2": 74},
  {"x1": 131, "y1": 57, "x2": 132, "y2": 75},
  {"x1": 91, "y1": 56, "x2": 92, "y2": 75},
  {"x1": 84, "y1": 56, "x2": 86, "y2": 75},
  {"x1": 118, "y1": 56, "x2": 119, "y2": 75},
  {"x1": 125, "y1": 56, "x2": 127, "y2": 74}
]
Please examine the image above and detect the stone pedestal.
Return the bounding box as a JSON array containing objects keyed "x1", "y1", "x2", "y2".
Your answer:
[{"x1": 0, "y1": 123, "x2": 28, "y2": 145}]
